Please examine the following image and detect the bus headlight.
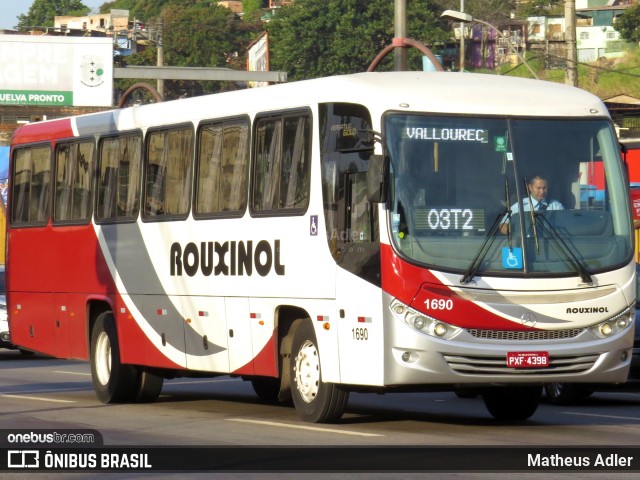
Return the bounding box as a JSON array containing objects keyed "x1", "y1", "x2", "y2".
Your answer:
[
  {"x1": 588, "y1": 305, "x2": 634, "y2": 339},
  {"x1": 390, "y1": 299, "x2": 461, "y2": 340}
]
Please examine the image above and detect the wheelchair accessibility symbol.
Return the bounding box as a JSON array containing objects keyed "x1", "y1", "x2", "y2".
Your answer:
[{"x1": 502, "y1": 247, "x2": 523, "y2": 269}]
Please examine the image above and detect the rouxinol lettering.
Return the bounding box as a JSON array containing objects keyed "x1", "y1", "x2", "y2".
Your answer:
[
  {"x1": 566, "y1": 307, "x2": 609, "y2": 314},
  {"x1": 170, "y1": 239, "x2": 285, "y2": 277}
]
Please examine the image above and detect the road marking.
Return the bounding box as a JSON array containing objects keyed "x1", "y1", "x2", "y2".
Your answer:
[
  {"x1": 564, "y1": 411, "x2": 640, "y2": 421},
  {"x1": 53, "y1": 371, "x2": 91, "y2": 376},
  {"x1": 228, "y1": 418, "x2": 383, "y2": 437},
  {"x1": 1, "y1": 394, "x2": 75, "y2": 404}
]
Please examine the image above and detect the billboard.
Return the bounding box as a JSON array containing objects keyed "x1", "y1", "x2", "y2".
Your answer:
[
  {"x1": 247, "y1": 32, "x2": 269, "y2": 88},
  {"x1": 0, "y1": 36, "x2": 113, "y2": 107}
]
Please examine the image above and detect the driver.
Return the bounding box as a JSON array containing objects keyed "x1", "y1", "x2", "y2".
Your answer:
[{"x1": 500, "y1": 175, "x2": 563, "y2": 234}]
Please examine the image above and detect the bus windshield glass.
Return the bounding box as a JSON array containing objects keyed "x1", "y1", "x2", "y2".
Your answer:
[{"x1": 385, "y1": 114, "x2": 632, "y2": 277}]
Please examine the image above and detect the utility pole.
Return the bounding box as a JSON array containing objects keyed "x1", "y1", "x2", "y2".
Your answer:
[
  {"x1": 565, "y1": 0, "x2": 578, "y2": 86},
  {"x1": 395, "y1": 0, "x2": 408, "y2": 71},
  {"x1": 459, "y1": 0, "x2": 465, "y2": 72},
  {"x1": 156, "y1": 19, "x2": 164, "y2": 98}
]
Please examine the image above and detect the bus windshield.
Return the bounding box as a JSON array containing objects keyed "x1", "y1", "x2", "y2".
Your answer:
[{"x1": 385, "y1": 114, "x2": 632, "y2": 278}]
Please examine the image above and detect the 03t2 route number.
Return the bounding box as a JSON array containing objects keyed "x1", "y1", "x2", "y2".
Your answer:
[
  {"x1": 426, "y1": 208, "x2": 474, "y2": 230},
  {"x1": 424, "y1": 298, "x2": 454, "y2": 310}
]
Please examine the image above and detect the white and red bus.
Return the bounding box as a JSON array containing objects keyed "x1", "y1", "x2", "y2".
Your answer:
[{"x1": 7, "y1": 71, "x2": 636, "y2": 422}]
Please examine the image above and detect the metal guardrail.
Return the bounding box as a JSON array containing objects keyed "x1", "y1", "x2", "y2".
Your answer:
[{"x1": 114, "y1": 66, "x2": 287, "y2": 83}]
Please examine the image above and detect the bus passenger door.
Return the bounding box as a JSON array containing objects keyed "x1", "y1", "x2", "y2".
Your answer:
[
  {"x1": 181, "y1": 296, "x2": 230, "y2": 373},
  {"x1": 225, "y1": 297, "x2": 254, "y2": 375}
]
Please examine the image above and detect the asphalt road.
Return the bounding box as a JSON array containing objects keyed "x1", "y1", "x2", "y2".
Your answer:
[{"x1": 1, "y1": 349, "x2": 640, "y2": 479}]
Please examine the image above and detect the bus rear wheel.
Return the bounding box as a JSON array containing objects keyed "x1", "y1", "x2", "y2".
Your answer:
[
  {"x1": 483, "y1": 386, "x2": 542, "y2": 421},
  {"x1": 134, "y1": 370, "x2": 164, "y2": 403},
  {"x1": 90, "y1": 312, "x2": 137, "y2": 403},
  {"x1": 290, "y1": 320, "x2": 348, "y2": 423}
]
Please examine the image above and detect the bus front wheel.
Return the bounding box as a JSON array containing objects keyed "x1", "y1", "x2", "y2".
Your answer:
[
  {"x1": 544, "y1": 383, "x2": 593, "y2": 405},
  {"x1": 90, "y1": 312, "x2": 137, "y2": 403},
  {"x1": 483, "y1": 386, "x2": 542, "y2": 421},
  {"x1": 251, "y1": 376, "x2": 282, "y2": 404},
  {"x1": 290, "y1": 320, "x2": 348, "y2": 423}
]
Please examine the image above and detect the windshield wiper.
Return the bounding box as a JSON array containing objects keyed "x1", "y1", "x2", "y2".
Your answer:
[
  {"x1": 461, "y1": 178, "x2": 511, "y2": 284},
  {"x1": 524, "y1": 177, "x2": 540, "y2": 253},
  {"x1": 505, "y1": 177, "x2": 512, "y2": 249},
  {"x1": 535, "y1": 214, "x2": 593, "y2": 284}
]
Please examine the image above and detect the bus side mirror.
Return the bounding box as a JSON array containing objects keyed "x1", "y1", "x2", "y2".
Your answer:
[{"x1": 367, "y1": 154, "x2": 387, "y2": 203}]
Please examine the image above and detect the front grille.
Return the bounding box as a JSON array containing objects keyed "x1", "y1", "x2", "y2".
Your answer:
[
  {"x1": 444, "y1": 353, "x2": 598, "y2": 376},
  {"x1": 467, "y1": 328, "x2": 584, "y2": 341}
]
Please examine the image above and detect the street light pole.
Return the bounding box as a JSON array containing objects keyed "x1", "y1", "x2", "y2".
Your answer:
[
  {"x1": 368, "y1": 0, "x2": 444, "y2": 72},
  {"x1": 459, "y1": 0, "x2": 465, "y2": 72},
  {"x1": 441, "y1": 10, "x2": 538, "y2": 80},
  {"x1": 564, "y1": 0, "x2": 578, "y2": 86},
  {"x1": 395, "y1": 0, "x2": 408, "y2": 71}
]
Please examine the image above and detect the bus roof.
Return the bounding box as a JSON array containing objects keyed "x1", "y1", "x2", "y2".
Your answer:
[{"x1": 11, "y1": 71, "x2": 609, "y2": 145}]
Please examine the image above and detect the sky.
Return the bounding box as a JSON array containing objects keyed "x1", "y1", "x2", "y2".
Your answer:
[{"x1": 1, "y1": 0, "x2": 107, "y2": 30}]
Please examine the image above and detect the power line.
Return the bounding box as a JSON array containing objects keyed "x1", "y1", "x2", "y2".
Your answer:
[{"x1": 543, "y1": 53, "x2": 640, "y2": 78}]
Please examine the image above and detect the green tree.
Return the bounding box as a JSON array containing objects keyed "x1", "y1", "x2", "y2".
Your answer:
[
  {"x1": 515, "y1": 0, "x2": 563, "y2": 17},
  {"x1": 268, "y1": 0, "x2": 449, "y2": 81},
  {"x1": 243, "y1": 0, "x2": 267, "y2": 18},
  {"x1": 118, "y1": 2, "x2": 263, "y2": 99},
  {"x1": 17, "y1": 0, "x2": 90, "y2": 29},
  {"x1": 104, "y1": 0, "x2": 194, "y2": 22},
  {"x1": 615, "y1": 4, "x2": 640, "y2": 44}
]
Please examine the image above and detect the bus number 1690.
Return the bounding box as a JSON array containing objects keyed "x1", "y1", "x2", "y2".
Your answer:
[
  {"x1": 352, "y1": 328, "x2": 369, "y2": 341},
  {"x1": 425, "y1": 299, "x2": 454, "y2": 310}
]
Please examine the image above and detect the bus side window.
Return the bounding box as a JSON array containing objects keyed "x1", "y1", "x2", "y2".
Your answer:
[
  {"x1": 11, "y1": 145, "x2": 51, "y2": 225},
  {"x1": 251, "y1": 110, "x2": 311, "y2": 215},
  {"x1": 144, "y1": 126, "x2": 193, "y2": 219},
  {"x1": 195, "y1": 117, "x2": 249, "y2": 218},
  {"x1": 54, "y1": 141, "x2": 94, "y2": 223},
  {"x1": 97, "y1": 134, "x2": 142, "y2": 222}
]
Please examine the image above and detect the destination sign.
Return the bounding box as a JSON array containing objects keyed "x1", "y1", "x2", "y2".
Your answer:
[
  {"x1": 405, "y1": 127, "x2": 489, "y2": 143},
  {"x1": 414, "y1": 207, "x2": 486, "y2": 232}
]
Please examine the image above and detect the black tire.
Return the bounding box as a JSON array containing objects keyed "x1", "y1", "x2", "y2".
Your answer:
[
  {"x1": 90, "y1": 312, "x2": 137, "y2": 403},
  {"x1": 483, "y1": 386, "x2": 542, "y2": 421},
  {"x1": 544, "y1": 383, "x2": 593, "y2": 405},
  {"x1": 251, "y1": 376, "x2": 282, "y2": 404},
  {"x1": 290, "y1": 320, "x2": 348, "y2": 423},
  {"x1": 454, "y1": 388, "x2": 479, "y2": 399},
  {"x1": 134, "y1": 370, "x2": 164, "y2": 403}
]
